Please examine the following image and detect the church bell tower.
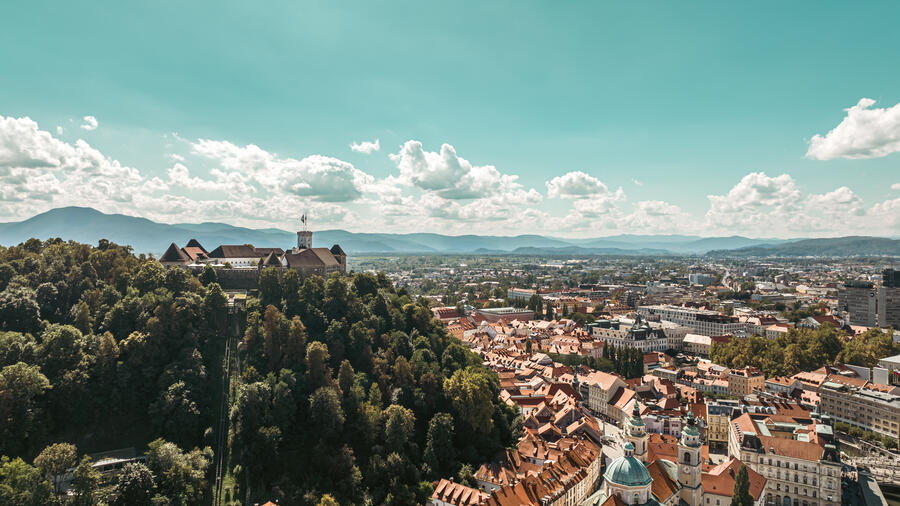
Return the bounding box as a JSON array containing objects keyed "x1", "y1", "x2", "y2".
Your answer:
[
  {"x1": 678, "y1": 411, "x2": 703, "y2": 505},
  {"x1": 624, "y1": 401, "x2": 648, "y2": 463}
]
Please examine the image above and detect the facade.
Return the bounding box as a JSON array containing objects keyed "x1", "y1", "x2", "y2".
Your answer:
[
  {"x1": 729, "y1": 410, "x2": 842, "y2": 506},
  {"x1": 728, "y1": 367, "x2": 765, "y2": 397},
  {"x1": 706, "y1": 400, "x2": 739, "y2": 450},
  {"x1": 878, "y1": 285, "x2": 900, "y2": 329},
  {"x1": 688, "y1": 273, "x2": 717, "y2": 286},
  {"x1": 838, "y1": 282, "x2": 878, "y2": 327},
  {"x1": 682, "y1": 334, "x2": 711, "y2": 356},
  {"x1": 588, "y1": 315, "x2": 671, "y2": 353},
  {"x1": 818, "y1": 380, "x2": 900, "y2": 439},
  {"x1": 582, "y1": 371, "x2": 627, "y2": 420},
  {"x1": 637, "y1": 305, "x2": 749, "y2": 337},
  {"x1": 473, "y1": 307, "x2": 535, "y2": 323}
]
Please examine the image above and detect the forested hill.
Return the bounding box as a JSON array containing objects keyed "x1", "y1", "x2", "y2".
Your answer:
[
  {"x1": 706, "y1": 236, "x2": 900, "y2": 257},
  {"x1": 0, "y1": 237, "x2": 517, "y2": 505}
]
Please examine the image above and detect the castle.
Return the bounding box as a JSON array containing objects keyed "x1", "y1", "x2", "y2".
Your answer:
[{"x1": 159, "y1": 218, "x2": 346, "y2": 284}]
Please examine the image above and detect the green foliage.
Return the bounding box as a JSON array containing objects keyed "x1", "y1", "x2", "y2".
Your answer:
[
  {"x1": 113, "y1": 462, "x2": 156, "y2": 506},
  {"x1": 0, "y1": 456, "x2": 55, "y2": 505},
  {"x1": 33, "y1": 442, "x2": 77, "y2": 495},
  {"x1": 711, "y1": 325, "x2": 889, "y2": 377},
  {"x1": 230, "y1": 272, "x2": 516, "y2": 505},
  {"x1": 731, "y1": 464, "x2": 752, "y2": 506}
]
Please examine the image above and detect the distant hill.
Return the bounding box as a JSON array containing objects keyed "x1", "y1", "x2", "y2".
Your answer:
[
  {"x1": 706, "y1": 236, "x2": 900, "y2": 257},
  {"x1": 0, "y1": 207, "x2": 895, "y2": 257}
]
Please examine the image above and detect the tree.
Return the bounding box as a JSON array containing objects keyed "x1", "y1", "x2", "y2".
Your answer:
[
  {"x1": 730, "y1": 464, "x2": 752, "y2": 506},
  {"x1": 148, "y1": 381, "x2": 201, "y2": 447},
  {"x1": 306, "y1": 341, "x2": 331, "y2": 389},
  {"x1": 0, "y1": 286, "x2": 41, "y2": 334},
  {"x1": 203, "y1": 282, "x2": 228, "y2": 334},
  {"x1": 146, "y1": 438, "x2": 212, "y2": 505},
  {"x1": 34, "y1": 442, "x2": 78, "y2": 495},
  {"x1": 258, "y1": 267, "x2": 282, "y2": 310},
  {"x1": 310, "y1": 387, "x2": 345, "y2": 439},
  {"x1": 443, "y1": 367, "x2": 497, "y2": 434},
  {"x1": 383, "y1": 404, "x2": 415, "y2": 453},
  {"x1": 113, "y1": 462, "x2": 156, "y2": 506},
  {"x1": 423, "y1": 413, "x2": 455, "y2": 477},
  {"x1": 0, "y1": 362, "x2": 51, "y2": 454},
  {"x1": 318, "y1": 494, "x2": 340, "y2": 506},
  {"x1": 0, "y1": 456, "x2": 54, "y2": 505},
  {"x1": 198, "y1": 264, "x2": 218, "y2": 285},
  {"x1": 71, "y1": 456, "x2": 100, "y2": 505},
  {"x1": 134, "y1": 261, "x2": 165, "y2": 294}
]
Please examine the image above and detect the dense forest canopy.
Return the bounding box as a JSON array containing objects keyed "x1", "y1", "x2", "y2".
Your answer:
[{"x1": 0, "y1": 238, "x2": 518, "y2": 505}]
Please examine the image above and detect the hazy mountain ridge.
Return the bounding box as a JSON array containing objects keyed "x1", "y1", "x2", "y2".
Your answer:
[
  {"x1": 707, "y1": 236, "x2": 900, "y2": 257},
  {"x1": 0, "y1": 207, "x2": 893, "y2": 257}
]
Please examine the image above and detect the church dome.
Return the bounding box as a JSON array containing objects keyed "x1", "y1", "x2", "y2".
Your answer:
[{"x1": 604, "y1": 443, "x2": 652, "y2": 487}]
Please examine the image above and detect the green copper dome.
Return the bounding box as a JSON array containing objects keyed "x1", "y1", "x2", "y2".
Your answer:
[{"x1": 604, "y1": 449, "x2": 652, "y2": 487}]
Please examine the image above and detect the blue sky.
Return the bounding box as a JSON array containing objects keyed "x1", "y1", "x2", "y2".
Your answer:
[{"x1": 1, "y1": 1, "x2": 899, "y2": 237}]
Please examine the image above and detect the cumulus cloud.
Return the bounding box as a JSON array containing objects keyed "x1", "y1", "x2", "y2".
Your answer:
[
  {"x1": 546, "y1": 171, "x2": 617, "y2": 199},
  {"x1": 389, "y1": 140, "x2": 535, "y2": 200},
  {"x1": 80, "y1": 116, "x2": 98, "y2": 131},
  {"x1": 350, "y1": 139, "x2": 380, "y2": 154},
  {"x1": 892, "y1": 183, "x2": 900, "y2": 191},
  {"x1": 56, "y1": 126, "x2": 63, "y2": 135},
  {"x1": 192, "y1": 139, "x2": 373, "y2": 201},
  {"x1": 807, "y1": 98, "x2": 900, "y2": 160}
]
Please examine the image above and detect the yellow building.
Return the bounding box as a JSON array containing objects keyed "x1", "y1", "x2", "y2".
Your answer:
[{"x1": 727, "y1": 367, "x2": 764, "y2": 396}]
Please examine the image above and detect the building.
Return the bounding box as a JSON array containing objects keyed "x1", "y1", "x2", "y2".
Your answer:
[
  {"x1": 687, "y1": 273, "x2": 717, "y2": 286},
  {"x1": 637, "y1": 305, "x2": 749, "y2": 337},
  {"x1": 705, "y1": 400, "x2": 740, "y2": 450},
  {"x1": 473, "y1": 307, "x2": 535, "y2": 323},
  {"x1": 729, "y1": 409, "x2": 842, "y2": 506},
  {"x1": 583, "y1": 412, "x2": 766, "y2": 506},
  {"x1": 160, "y1": 220, "x2": 346, "y2": 281},
  {"x1": 818, "y1": 380, "x2": 900, "y2": 440},
  {"x1": 588, "y1": 315, "x2": 672, "y2": 353},
  {"x1": 838, "y1": 281, "x2": 878, "y2": 327},
  {"x1": 878, "y1": 285, "x2": 900, "y2": 329},
  {"x1": 728, "y1": 367, "x2": 765, "y2": 397},
  {"x1": 681, "y1": 334, "x2": 711, "y2": 356},
  {"x1": 430, "y1": 479, "x2": 489, "y2": 506}
]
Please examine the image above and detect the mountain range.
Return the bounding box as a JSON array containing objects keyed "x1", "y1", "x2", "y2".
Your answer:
[{"x1": 0, "y1": 207, "x2": 896, "y2": 257}]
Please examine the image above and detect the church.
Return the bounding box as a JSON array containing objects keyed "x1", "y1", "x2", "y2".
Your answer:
[
  {"x1": 583, "y1": 404, "x2": 766, "y2": 506},
  {"x1": 159, "y1": 218, "x2": 346, "y2": 280}
]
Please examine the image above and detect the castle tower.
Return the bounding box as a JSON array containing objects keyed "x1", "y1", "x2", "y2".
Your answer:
[
  {"x1": 678, "y1": 411, "x2": 703, "y2": 506},
  {"x1": 624, "y1": 401, "x2": 648, "y2": 463},
  {"x1": 297, "y1": 214, "x2": 312, "y2": 250}
]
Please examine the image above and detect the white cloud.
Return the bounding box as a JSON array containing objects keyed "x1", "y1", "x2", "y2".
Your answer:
[
  {"x1": 389, "y1": 140, "x2": 534, "y2": 200},
  {"x1": 892, "y1": 183, "x2": 900, "y2": 191},
  {"x1": 632, "y1": 179, "x2": 643, "y2": 186},
  {"x1": 807, "y1": 98, "x2": 900, "y2": 160},
  {"x1": 56, "y1": 126, "x2": 63, "y2": 135},
  {"x1": 350, "y1": 139, "x2": 380, "y2": 154},
  {"x1": 80, "y1": 116, "x2": 98, "y2": 131},
  {"x1": 546, "y1": 171, "x2": 616, "y2": 199},
  {"x1": 192, "y1": 139, "x2": 373, "y2": 201}
]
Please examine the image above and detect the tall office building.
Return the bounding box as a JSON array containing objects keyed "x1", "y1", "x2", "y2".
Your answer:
[
  {"x1": 838, "y1": 281, "x2": 877, "y2": 327},
  {"x1": 880, "y1": 268, "x2": 900, "y2": 329}
]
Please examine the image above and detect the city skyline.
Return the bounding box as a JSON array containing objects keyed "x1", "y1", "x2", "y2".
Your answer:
[{"x1": 2, "y1": 2, "x2": 900, "y2": 238}]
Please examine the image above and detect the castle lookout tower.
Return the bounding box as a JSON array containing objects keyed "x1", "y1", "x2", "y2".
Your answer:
[{"x1": 296, "y1": 214, "x2": 312, "y2": 251}]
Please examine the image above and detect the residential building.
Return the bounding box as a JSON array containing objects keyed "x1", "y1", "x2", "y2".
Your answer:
[
  {"x1": 588, "y1": 315, "x2": 671, "y2": 353},
  {"x1": 637, "y1": 305, "x2": 749, "y2": 337},
  {"x1": 729, "y1": 410, "x2": 842, "y2": 506},
  {"x1": 819, "y1": 380, "x2": 900, "y2": 440},
  {"x1": 473, "y1": 307, "x2": 535, "y2": 323},
  {"x1": 705, "y1": 400, "x2": 740, "y2": 450},
  {"x1": 728, "y1": 367, "x2": 765, "y2": 396}
]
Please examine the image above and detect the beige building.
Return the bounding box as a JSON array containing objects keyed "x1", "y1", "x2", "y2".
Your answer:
[
  {"x1": 729, "y1": 411, "x2": 842, "y2": 506},
  {"x1": 819, "y1": 380, "x2": 900, "y2": 440},
  {"x1": 728, "y1": 367, "x2": 765, "y2": 396}
]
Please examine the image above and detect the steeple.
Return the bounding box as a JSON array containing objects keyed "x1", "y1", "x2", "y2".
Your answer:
[
  {"x1": 296, "y1": 215, "x2": 312, "y2": 251},
  {"x1": 624, "y1": 401, "x2": 648, "y2": 463},
  {"x1": 678, "y1": 410, "x2": 703, "y2": 505}
]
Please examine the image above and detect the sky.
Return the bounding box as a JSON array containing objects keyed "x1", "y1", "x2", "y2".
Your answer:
[{"x1": 1, "y1": 1, "x2": 899, "y2": 238}]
